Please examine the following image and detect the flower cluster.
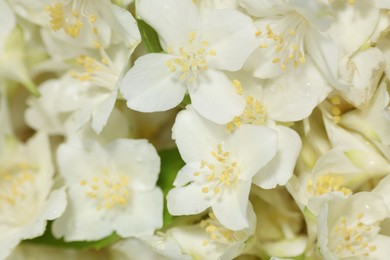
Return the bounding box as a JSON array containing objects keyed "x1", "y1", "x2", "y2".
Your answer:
[{"x1": 1, "y1": 0, "x2": 390, "y2": 259}]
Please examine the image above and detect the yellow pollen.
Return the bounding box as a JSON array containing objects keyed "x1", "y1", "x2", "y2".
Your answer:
[
  {"x1": 232, "y1": 79, "x2": 243, "y2": 95},
  {"x1": 227, "y1": 96, "x2": 266, "y2": 131},
  {"x1": 164, "y1": 32, "x2": 215, "y2": 81},
  {"x1": 333, "y1": 213, "x2": 378, "y2": 257},
  {"x1": 81, "y1": 170, "x2": 130, "y2": 211},
  {"x1": 0, "y1": 164, "x2": 37, "y2": 206},
  {"x1": 307, "y1": 175, "x2": 352, "y2": 196},
  {"x1": 200, "y1": 212, "x2": 245, "y2": 246},
  {"x1": 89, "y1": 15, "x2": 97, "y2": 23},
  {"x1": 195, "y1": 145, "x2": 240, "y2": 196}
]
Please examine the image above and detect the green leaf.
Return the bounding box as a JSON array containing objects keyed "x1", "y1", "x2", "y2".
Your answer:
[
  {"x1": 24, "y1": 222, "x2": 121, "y2": 250},
  {"x1": 136, "y1": 19, "x2": 163, "y2": 53},
  {"x1": 157, "y1": 148, "x2": 185, "y2": 228}
]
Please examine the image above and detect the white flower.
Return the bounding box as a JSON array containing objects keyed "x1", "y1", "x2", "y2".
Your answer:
[
  {"x1": 240, "y1": 0, "x2": 346, "y2": 89},
  {"x1": 225, "y1": 60, "x2": 331, "y2": 188},
  {"x1": 167, "y1": 106, "x2": 278, "y2": 230},
  {"x1": 288, "y1": 148, "x2": 362, "y2": 216},
  {"x1": 169, "y1": 206, "x2": 256, "y2": 260},
  {"x1": 43, "y1": 0, "x2": 140, "y2": 51},
  {"x1": 120, "y1": 0, "x2": 258, "y2": 124},
  {"x1": 317, "y1": 192, "x2": 390, "y2": 259},
  {"x1": 53, "y1": 138, "x2": 163, "y2": 241},
  {"x1": 0, "y1": 133, "x2": 67, "y2": 259},
  {"x1": 26, "y1": 45, "x2": 130, "y2": 134}
]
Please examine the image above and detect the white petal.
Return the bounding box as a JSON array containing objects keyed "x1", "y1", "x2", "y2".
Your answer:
[
  {"x1": 173, "y1": 162, "x2": 202, "y2": 186},
  {"x1": 239, "y1": 0, "x2": 287, "y2": 17},
  {"x1": 91, "y1": 90, "x2": 117, "y2": 134},
  {"x1": 212, "y1": 180, "x2": 252, "y2": 230},
  {"x1": 52, "y1": 186, "x2": 111, "y2": 241},
  {"x1": 115, "y1": 188, "x2": 163, "y2": 237},
  {"x1": 263, "y1": 58, "x2": 331, "y2": 122},
  {"x1": 288, "y1": 0, "x2": 332, "y2": 31},
  {"x1": 167, "y1": 184, "x2": 210, "y2": 216},
  {"x1": 172, "y1": 106, "x2": 227, "y2": 163},
  {"x1": 22, "y1": 188, "x2": 67, "y2": 239},
  {"x1": 104, "y1": 4, "x2": 141, "y2": 48},
  {"x1": 0, "y1": 0, "x2": 15, "y2": 50},
  {"x1": 339, "y1": 47, "x2": 385, "y2": 108},
  {"x1": 137, "y1": 0, "x2": 199, "y2": 48},
  {"x1": 305, "y1": 29, "x2": 347, "y2": 90},
  {"x1": 120, "y1": 53, "x2": 187, "y2": 112},
  {"x1": 202, "y1": 9, "x2": 258, "y2": 71},
  {"x1": 189, "y1": 70, "x2": 245, "y2": 124},
  {"x1": 107, "y1": 139, "x2": 160, "y2": 191},
  {"x1": 226, "y1": 125, "x2": 278, "y2": 180},
  {"x1": 253, "y1": 126, "x2": 301, "y2": 189},
  {"x1": 328, "y1": 0, "x2": 379, "y2": 56}
]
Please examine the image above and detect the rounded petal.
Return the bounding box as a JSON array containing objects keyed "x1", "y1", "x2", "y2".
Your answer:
[
  {"x1": 167, "y1": 184, "x2": 210, "y2": 216},
  {"x1": 212, "y1": 180, "x2": 252, "y2": 230},
  {"x1": 226, "y1": 125, "x2": 278, "y2": 180},
  {"x1": 189, "y1": 70, "x2": 246, "y2": 124},
  {"x1": 120, "y1": 53, "x2": 187, "y2": 112},
  {"x1": 202, "y1": 9, "x2": 258, "y2": 71},
  {"x1": 137, "y1": 0, "x2": 199, "y2": 48},
  {"x1": 252, "y1": 126, "x2": 301, "y2": 189},
  {"x1": 91, "y1": 90, "x2": 117, "y2": 134},
  {"x1": 107, "y1": 139, "x2": 160, "y2": 191},
  {"x1": 52, "y1": 186, "x2": 111, "y2": 241},
  {"x1": 172, "y1": 106, "x2": 227, "y2": 163},
  {"x1": 115, "y1": 188, "x2": 163, "y2": 237},
  {"x1": 263, "y1": 58, "x2": 331, "y2": 122}
]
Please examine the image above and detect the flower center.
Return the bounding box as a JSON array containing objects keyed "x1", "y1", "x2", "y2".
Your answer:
[
  {"x1": 331, "y1": 213, "x2": 378, "y2": 257},
  {"x1": 256, "y1": 12, "x2": 307, "y2": 71},
  {"x1": 0, "y1": 163, "x2": 36, "y2": 206},
  {"x1": 306, "y1": 175, "x2": 352, "y2": 196},
  {"x1": 193, "y1": 144, "x2": 240, "y2": 195},
  {"x1": 46, "y1": 0, "x2": 98, "y2": 38},
  {"x1": 70, "y1": 49, "x2": 119, "y2": 90},
  {"x1": 80, "y1": 169, "x2": 131, "y2": 211},
  {"x1": 165, "y1": 31, "x2": 217, "y2": 82},
  {"x1": 227, "y1": 95, "x2": 267, "y2": 131},
  {"x1": 200, "y1": 212, "x2": 246, "y2": 246},
  {"x1": 0, "y1": 163, "x2": 38, "y2": 225}
]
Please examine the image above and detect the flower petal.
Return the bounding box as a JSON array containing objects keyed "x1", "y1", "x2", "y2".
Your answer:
[
  {"x1": 172, "y1": 106, "x2": 228, "y2": 163},
  {"x1": 263, "y1": 58, "x2": 331, "y2": 122},
  {"x1": 167, "y1": 183, "x2": 210, "y2": 216},
  {"x1": 120, "y1": 53, "x2": 187, "y2": 112},
  {"x1": 189, "y1": 70, "x2": 245, "y2": 124},
  {"x1": 115, "y1": 188, "x2": 163, "y2": 237},
  {"x1": 107, "y1": 139, "x2": 160, "y2": 191},
  {"x1": 226, "y1": 125, "x2": 278, "y2": 180},
  {"x1": 137, "y1": 0, "x2": 199, "y2": 49},
  {"x1": 212, "y1": 180, "x2": 252, "y2": 230},
  {"x1": 252, "y1": 126, "x2": 301, "y2": 189},
  {"x1": 202, "y1": 9, "x2": 258, "y2": 71}
]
